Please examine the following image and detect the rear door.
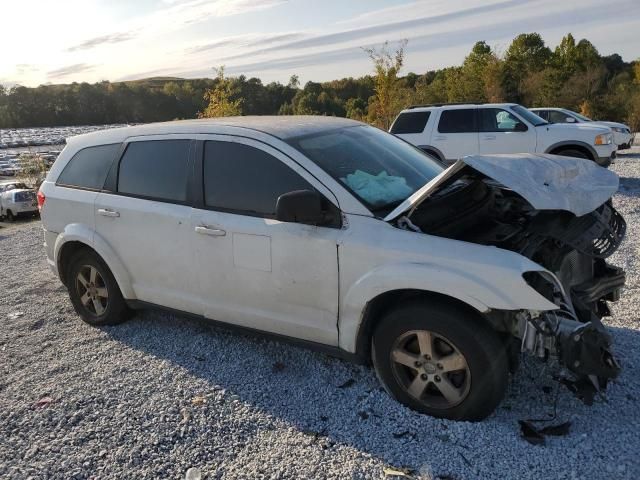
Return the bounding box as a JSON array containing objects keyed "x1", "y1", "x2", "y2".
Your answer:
[
  {"x1": 94, "y1": 137, "x2": 200, "y2": 314},
  {"x1": 478, "y1": 107, "x2": 537, "y2": 154},
  {"x1": 190, "y1": 136, "x2": 342, "y2": 345},
  {"x1": 432, "y1": 108, "x2": 479, "y2": 163}
]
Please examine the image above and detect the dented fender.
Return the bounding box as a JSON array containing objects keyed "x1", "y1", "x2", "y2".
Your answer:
[{"x1": 338, "y1": 260, "x2": 558, "y2": 353}]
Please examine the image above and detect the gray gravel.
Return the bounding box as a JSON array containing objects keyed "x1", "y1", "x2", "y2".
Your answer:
[{"x1": 1, "y1": 149, "x2": 640, "y2": 479}]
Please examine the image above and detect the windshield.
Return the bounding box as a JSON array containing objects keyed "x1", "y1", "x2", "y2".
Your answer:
[
  {"x1": 511, "y1": 105, "x2": 548, "y2": 126},
  {"x1": 565, "y1": 109, "x2": 592, "y2": 122},
  {"x1": 288, "y1": 125, "x2": 443, "y2": 213}
]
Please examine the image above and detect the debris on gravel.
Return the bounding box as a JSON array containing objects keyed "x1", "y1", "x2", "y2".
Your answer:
[{"x1": 1, "y1": 151, "x2": 639, "y2": 479}]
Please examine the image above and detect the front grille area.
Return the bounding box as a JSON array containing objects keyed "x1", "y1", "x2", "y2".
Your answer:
[{"x1": 556, "y1": 250, "x2": 594, "y2": 294}]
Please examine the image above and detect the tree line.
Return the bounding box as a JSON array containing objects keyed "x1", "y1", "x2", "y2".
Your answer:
[{"x1": 1, "y1": 32, "x2": 639, "y2": 131}]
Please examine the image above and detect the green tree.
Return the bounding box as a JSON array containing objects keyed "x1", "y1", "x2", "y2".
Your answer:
[
  {"x1": 502, "y1": 33, "x2": 552, "y2": 101},
  {"x1": 199, "y1": 67, "x2": 243, "y2": 118}
]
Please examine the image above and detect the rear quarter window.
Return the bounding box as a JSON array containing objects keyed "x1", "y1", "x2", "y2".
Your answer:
[
  {"x1": 56, "y1": 144, "x2": 121, "y2": 190},
  {"x1": 390, "y1": 111, "x2": 431, "y2": 134}
]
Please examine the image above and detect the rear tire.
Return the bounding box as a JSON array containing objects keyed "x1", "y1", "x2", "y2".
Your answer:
[
  {"x1": 6, "y1": 210, "x2": 14, "y2": 222},
  {"x1": 371, "y1": 299, "x2": 509, "y2": 421},
  {"x1": 66, "y1": 249, "x2": 132, "y2": 326}
]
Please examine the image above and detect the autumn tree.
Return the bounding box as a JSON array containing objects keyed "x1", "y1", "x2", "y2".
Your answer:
[
  {"x1": 199, "y1": 66, "x2": 243, "y2": 118},
  {"x1": 363, "y1": 40, "x2": 408, "y2": 129}
]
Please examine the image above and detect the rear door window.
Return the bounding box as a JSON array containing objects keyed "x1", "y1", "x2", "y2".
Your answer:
[
  {"x1": 535, "y1": 110, "x2": 549, "y2": 121},
  {"x1": 390, "y1": 111, "x2": 431, "y2": 134},
  {"x1": 548, "y1": 110, "x2": 570, "y2": 124},
  {"x1": 57, "y1": 144, "x2": 120, "y2": 190},
  {"x1": 117, "y1": 140, "x2": 190, "y2": 202},
  {"x1": 437, "y1": 109, "x2": 477, "y2": 133}
]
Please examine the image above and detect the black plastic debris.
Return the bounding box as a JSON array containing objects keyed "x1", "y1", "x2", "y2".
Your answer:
[
  {"x1": 519, "y1": 420, "x2": 572, "y2": 445},
  {"x1": 338, "y1": 378, "x2": 355, "y2": 389},
  {"x1": 539, "y1": 421, "x2": 571, "y2": 436},
  {"x1": 518, "y1": 420, "x2": 546, "y2": 445}
]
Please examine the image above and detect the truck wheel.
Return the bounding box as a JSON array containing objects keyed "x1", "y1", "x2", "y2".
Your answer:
[
  {"x1": 6, "y1": 210, "x2": 14, "y2": 222},
  {"x1": 66, "y1": 249, "x2": 132, "y2": 326},
  {"x1": 371, "y1": 299, "x2": 509, "y2": 421}
]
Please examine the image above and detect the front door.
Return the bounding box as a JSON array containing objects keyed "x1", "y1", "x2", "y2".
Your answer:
[
  {"x1": 191, "y1": 137, "x2": 342, "y2": 345},
  {"x1": 478, "y1": 108, "x2": 537, "y2": 154}
]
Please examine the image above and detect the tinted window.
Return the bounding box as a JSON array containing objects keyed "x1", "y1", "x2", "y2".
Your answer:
[
  {"x1": 437, "y1": 109, "x2": 477, "y2": 133},
  {"x1": 204, "y1": 141, "x2": 313, "y2": 217},
  {"x1": 57, "y1": 144, "x2": 120, "y2": 189},
  {"x1": 479, "y1": 108, "x2": 526, "y2": 132},
  {"x1": 390, "y1": 111, "x2": 431, "y2": 134},
  {"x1": 118, "y1": 140, "x2": 190, "y2": 202}
]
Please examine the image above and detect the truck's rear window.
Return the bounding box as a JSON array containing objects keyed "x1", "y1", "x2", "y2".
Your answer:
[{"x1": 390, "y1": 111, "x2": 431, "y2": 134}]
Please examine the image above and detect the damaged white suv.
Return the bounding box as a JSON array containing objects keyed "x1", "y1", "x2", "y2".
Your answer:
[{"x1": 38, "y1": 117, "x2": 626, "y2": 420}]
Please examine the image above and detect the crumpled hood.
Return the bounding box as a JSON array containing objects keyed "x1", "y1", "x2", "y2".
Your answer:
[{"x1": 384, "y1": 153, "x2": 619, "y2": 221}]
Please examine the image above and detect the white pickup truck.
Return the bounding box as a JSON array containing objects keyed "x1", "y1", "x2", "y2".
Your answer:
[{"x1": 391, "y1": 103, "x2": 616, "y2": 167}]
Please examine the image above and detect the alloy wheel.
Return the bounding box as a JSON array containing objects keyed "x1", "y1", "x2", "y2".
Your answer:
[
  {"x1": 390, "y1": 329, "x2": 471, "y2": 409},
  {"x1": 75, "y1": 265, "x2": 109, "y2": 316}
]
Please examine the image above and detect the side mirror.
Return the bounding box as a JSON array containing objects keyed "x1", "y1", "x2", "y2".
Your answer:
[
  {"x1": 565, "y1": 117, "x2": 577, "y2": 123},
  {"x1": 276, "y1": 190, "x2": 323, "y2": 225},
  {"x1": 514, "y1": 122, "x2": 528, "y2": 132}
]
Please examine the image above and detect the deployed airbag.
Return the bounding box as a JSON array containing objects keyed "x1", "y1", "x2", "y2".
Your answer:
[{"x1": 342, "y1": 170, "x2": 413, "y2": 206}]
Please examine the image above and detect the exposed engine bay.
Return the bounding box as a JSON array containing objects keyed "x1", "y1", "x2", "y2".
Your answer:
[{"x1": 394, "y1": 157, "x2": 626, "y2": 403}]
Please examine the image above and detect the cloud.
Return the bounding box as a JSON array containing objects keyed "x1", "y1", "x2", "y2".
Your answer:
[
  {"x1": 218, "y1": 0, "x2": 516, "y2": 62},
  {"x1": 67, "y1": 32, "x2": 137, "y2": 52},
  {"x1": 47, "y1": 63, "x2": 96, "y2": 79},
  {"x1": 185, "y1": 32, "x2": 303, "y2": 54},
  {"x1": 15, "y1": 64, "x2": 40, "y2": 75},
  {"x1": 158, "y1": 0, "x2": 287, "y2": 25}
]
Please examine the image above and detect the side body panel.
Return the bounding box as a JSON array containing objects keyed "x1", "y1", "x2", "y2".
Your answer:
[{"x1": 337, "y1": 215, "x2": 558, "y2": 353}]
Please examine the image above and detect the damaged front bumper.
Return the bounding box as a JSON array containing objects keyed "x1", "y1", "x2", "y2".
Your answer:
[{"x1": 518, "y1": 299, "x2": 621, "y2": 404}]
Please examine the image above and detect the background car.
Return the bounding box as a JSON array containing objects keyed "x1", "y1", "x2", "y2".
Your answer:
[
  {"x1": 390, "y1": 103, "x2": 616, "y2": 166},
  {"x1": 0, "y1": 185, "x2": 38, "y2": 221},
  {"x1": 530, "y1": 107, "x2": 634, "y2": 150}
]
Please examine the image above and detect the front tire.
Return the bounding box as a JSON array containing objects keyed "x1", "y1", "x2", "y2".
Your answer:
[
  {"x1": 6, "y1": 210, "x2": 14, "y2": 222},
  {"x1": 66, "y1": 250, "x2": 132, "y2": 326},
  {"x1": 371, "y1": 300, "x2": 509, "y2": 421}
]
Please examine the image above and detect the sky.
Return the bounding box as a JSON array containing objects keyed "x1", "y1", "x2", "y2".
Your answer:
[{"x1": 1, "y1": 0, "x2": 639, "y2": 88}]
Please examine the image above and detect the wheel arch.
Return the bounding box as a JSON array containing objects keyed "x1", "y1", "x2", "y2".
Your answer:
[
  {"x1": 417, "y1": 145, "x2": 445, "y2": 162},
  {"x1": 54, "y1": 225, "x2": 135, "y2": 299},
  {"x1": 545, "y1": 141, "x2": 597, "y2": 160},
  {"x1": 353, "y1": 289, "x2": 498, "y2": 363}
]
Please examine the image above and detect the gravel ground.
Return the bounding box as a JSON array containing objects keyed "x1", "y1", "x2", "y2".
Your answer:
[{"x1": 1, "y1": 149, "x2": 639, "y2": 480}]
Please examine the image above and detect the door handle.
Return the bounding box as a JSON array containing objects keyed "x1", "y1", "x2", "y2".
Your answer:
[
  {"x1": 195, "y1": 225, "x2": 226, "y2": 237},
  {"x1": 434, "y1": 135, "x2": 447, "y2": 141},
  {"x1": 483, "y1": 135, "x2": 496, "y2": 140},
  {"x1": 97, "y1": 208, "x2": 120, "y2": 218}
]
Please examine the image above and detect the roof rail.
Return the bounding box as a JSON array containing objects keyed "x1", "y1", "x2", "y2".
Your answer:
[{"x1": 406, "y1": 102, "x2": 483, "y2": 109}]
